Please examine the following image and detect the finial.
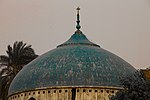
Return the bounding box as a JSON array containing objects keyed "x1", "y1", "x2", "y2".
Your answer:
[{"x1": 76, "y1": 7, "x2": 81, "y2": 30}]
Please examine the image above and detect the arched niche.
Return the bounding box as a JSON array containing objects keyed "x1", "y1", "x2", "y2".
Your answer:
[{"x1": 28, "y1": 97, "x2": 36, "y2": 100}]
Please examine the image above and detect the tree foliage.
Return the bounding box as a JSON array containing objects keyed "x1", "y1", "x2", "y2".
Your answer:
[
  {"x1": 111, "y1": 70, "x2": 150, "y2": 100},
  {"x1": 0, "y1": 41, "x2": 38, "y2": 100}
]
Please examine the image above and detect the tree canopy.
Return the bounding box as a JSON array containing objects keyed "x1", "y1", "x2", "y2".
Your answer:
[
  {"x1": 111, "y1": 70, "x2": 150, "y2": 100},
  {"x1": 0, "y1": 41, "x2": 38, "y2": 100}
]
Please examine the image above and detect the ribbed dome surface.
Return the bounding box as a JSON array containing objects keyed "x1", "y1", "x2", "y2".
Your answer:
[{"x1": 8, "y1": 30, "x2": 136, "y2": 95}]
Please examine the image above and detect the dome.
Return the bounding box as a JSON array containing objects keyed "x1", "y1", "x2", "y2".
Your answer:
[{"x1": 8, "y1": 30, "x2": 136, "y2": 96}]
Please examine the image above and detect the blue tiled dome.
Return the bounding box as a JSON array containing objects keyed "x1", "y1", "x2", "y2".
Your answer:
[{"x1": 8, "y1": 30, "x2": 136, "y2": 95}]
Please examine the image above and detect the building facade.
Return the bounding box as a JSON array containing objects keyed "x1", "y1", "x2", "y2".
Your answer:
[
  {"x1": 141, "y1": 68, "x2": 150, "y2": 80},
  {"x1": 8, "y1": 8, "x2": 136, "y2": 100}
]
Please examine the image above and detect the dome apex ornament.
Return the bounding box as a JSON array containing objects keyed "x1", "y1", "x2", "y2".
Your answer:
[
  {"x1": 76, "y1": 7, "x2": 81, "y2": 30},
  {"x1": 76, "y1": 7, "x2": 80, "y2": 11}
]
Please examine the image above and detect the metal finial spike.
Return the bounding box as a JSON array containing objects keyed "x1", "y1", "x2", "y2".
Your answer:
[
  {"x1": 76, "y1": 7, "x2": 81, "y2": 30},
  {"x1": 76, "y1": 7, "x2": 80, "y2": 14}
]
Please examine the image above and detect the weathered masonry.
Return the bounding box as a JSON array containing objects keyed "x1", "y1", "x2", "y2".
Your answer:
[
  {"x1": 8, "y1": 87, "x2": 122, "y2": 100},
  {"x1": 8, "y1": 7, "x2": 136, "y2": 100}
]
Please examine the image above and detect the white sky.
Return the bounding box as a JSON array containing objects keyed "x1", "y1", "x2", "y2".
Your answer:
[{"x1": 0, "y1": 0, "x2": 150, "y2": 69}]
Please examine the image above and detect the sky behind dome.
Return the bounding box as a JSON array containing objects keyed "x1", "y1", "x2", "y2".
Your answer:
[{"x1": 0, "y1": 0, "x2": 150, "y2": 69}]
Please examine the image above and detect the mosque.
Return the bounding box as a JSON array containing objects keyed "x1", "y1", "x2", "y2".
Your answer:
[{"x1": 8, "y1": 8, "x2": 136, "y2": 100}]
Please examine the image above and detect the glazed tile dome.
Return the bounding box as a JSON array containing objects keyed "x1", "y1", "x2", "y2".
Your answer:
[{"x1": 8, "y1": 30, "x2": 136, "y2": 95}]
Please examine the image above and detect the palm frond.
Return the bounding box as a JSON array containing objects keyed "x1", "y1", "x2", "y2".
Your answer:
[
  {"x1": 0, "y1": 41, "x2": 38, "y2": 100},
  {"x1": 0, "y1": 55, "x2": 9, "y2": 67}
]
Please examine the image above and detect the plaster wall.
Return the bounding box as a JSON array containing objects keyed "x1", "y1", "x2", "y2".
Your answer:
[{"x1": 8, "y1": 87, "x2": 121, "y2": 100}]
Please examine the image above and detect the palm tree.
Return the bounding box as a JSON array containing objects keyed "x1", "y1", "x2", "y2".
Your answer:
[
  {"x1": 0, "y1": 65, "x2": 13, "y2": 100},
  {"x1": 0, "y1": 41, "x2": 38, "y2": 100}
]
